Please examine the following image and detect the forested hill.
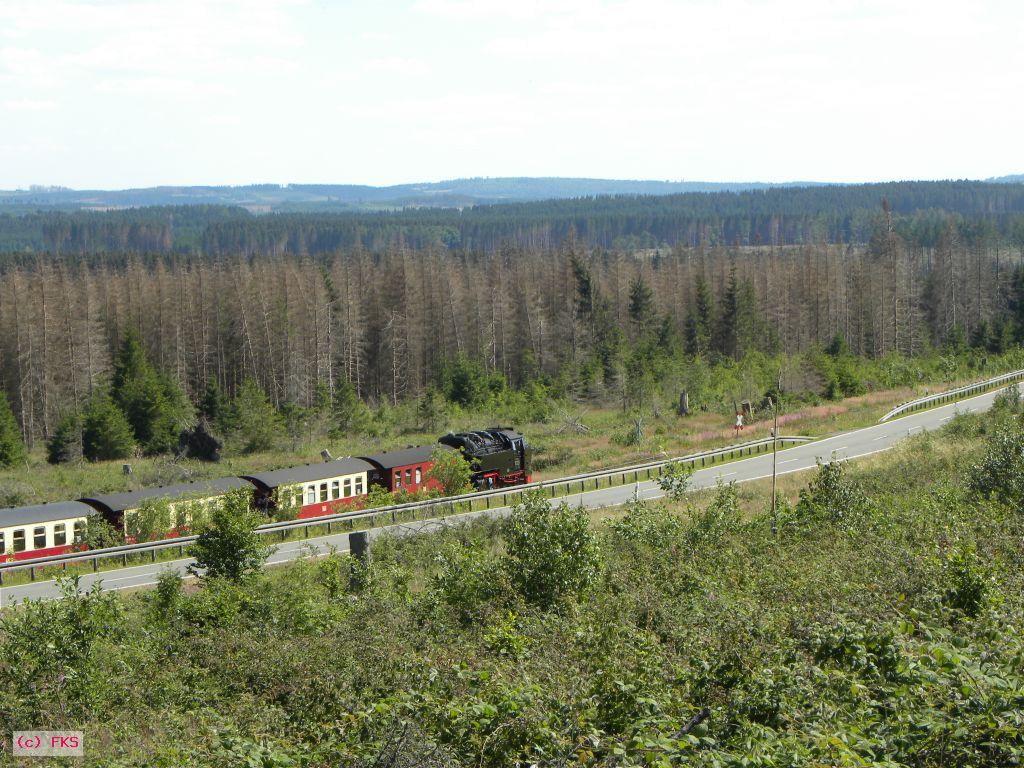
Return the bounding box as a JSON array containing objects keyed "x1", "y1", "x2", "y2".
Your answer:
[
  {"x1": 1, "y1": 179, "x2": 1023, "y2": 255},
  {"x1": 0, "y1": 177, "x2": 819, "y2": 212}
]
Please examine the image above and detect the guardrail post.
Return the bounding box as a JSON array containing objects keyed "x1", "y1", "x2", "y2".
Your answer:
[
  {"x1": 122, "y1": 554, "x2": 128, "y2": 567},
  {"x1": 349, "y1": 531, "x2": 370, "y2": 563},
  {"x1": 30, "y1": 566, "x2": 35, "y2": 581},
  {"x1": 150, "y1": 550, "x2": 156, "y2": 563},
  {"x1": 93, "y1": 557, "x2": 98, "y2": 572}
]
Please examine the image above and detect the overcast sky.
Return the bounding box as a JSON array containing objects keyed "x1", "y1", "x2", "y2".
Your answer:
[{"x1": 1, "y1": 0, "x2": 1021, "y2": 189}]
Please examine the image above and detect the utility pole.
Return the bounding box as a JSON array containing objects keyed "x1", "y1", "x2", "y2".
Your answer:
[{"x1": 769, "y1": 395, "x2": 779, "y2": 540}]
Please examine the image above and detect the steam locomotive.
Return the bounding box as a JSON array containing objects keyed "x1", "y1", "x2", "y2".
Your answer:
[{"x1": 439, "y1": 427, "x2": 531, "y2": 489}]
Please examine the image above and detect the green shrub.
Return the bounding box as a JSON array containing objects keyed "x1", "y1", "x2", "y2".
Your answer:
[
  {"x1": 425, "y1": 445, "x2": 473, "y2": 495},
  {"x1": 429, "y1": 542, "x2": 510, "y2": 624},
  {"x1": 502, "y1": 490, "x2": 601, "y2": 607},
  {"x1": 966, "y1": 422, "x2": 1024, "y2": 506},
  {"x1": 189, "y1": 488, "x2": 271, "y2": 582},
  {"x1": 794, "y1": 460, "x2": 870, "y2": 525},
  {"x1": 609, "y1": 498, "x2": 685, "y2": 549},
  {"x1": 656, "y1": 460, "x2": 693, "y2": 501},
  {"x1": 942, "y1": 543, "x2": 995, "y2": 618}
]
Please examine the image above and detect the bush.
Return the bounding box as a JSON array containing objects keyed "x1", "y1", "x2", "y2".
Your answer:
[
  {"x1": 990, "y1": 383, "x2": 1022, "y2": 415},
  {"x1": 429, "y1": 542, "x2": 510, "y2": 624},
  {"x1": 610, "y1": 498, "x2": 685, "y2": 549},
  {"x1": 502, "y1": 490, "x2": 601, "y2": 607},
  {"x1": 189, "y1": 488, "x2": 271, "y2": 581},
  {"x1": 966, "y1": 423, "x2": 1024, "y2": 506},
  {"x1": 794, "y1": 460, "x2": 869, "y2": 525},
  {"x1": 150, "y1": 568, "x2": 184, "y2": 621},
  {"x1": 943, "y1": 544, "x2": 995, "y2": 618},
  {"x1": 425, "y1": 445, "x2": 473, "y2": 495},
  {"x1": 82, "y1": 516, "x2": 125, "y2": 549},
  {"x1": 656, "y1": 460, "x2": 692, "y2": 501}
]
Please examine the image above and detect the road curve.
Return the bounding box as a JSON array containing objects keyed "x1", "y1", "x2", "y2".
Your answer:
[{"x1": 1, "y1": 385, "x2": 1011, "y2": 605}]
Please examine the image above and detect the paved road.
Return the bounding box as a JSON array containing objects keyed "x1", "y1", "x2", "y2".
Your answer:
[{"x1": 1, "y1": 385, "x2": 1010, "y2": 605}]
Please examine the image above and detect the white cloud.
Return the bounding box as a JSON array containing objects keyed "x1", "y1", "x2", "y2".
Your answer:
[{"x1": 2, "y1": 98, "x2": 58, "y2": 111}]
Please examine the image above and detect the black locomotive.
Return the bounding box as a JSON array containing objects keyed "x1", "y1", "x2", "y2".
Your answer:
[{"x1": 438, "y1": 427, "x2": 531, "y2": 489}]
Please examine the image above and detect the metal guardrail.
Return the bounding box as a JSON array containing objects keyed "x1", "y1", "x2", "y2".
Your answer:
[
  {"x1": 878, "y1": 369, "x2": 1024, "y2": 423},
  {"x1": 0, "y1": 433, "x2": 812, "y2": 583}
]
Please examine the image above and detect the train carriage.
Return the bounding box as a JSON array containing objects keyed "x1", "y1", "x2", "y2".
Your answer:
[
  {"x1": 242, "y1": 458, "x2": 372, "y2": 519},
  {"x1": 0, "y1": 501, "x2": 95, "y2": 561},
  {"x1": 358, "y1": 445, "x2": 446, "y2": 494},
  {"x1": 81, "y1": 477, "x2": 252, "y2": 536}
]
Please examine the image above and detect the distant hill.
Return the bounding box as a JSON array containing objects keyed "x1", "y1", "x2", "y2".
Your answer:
[
  {"x1": 3, "y1": 179, "x2": 1024, "y2": 256},
  {"x1": 0, "y1": 177, "x2": 827, "y2": 212},
  {"x1": 989, "y1": 174, "x2": 1024, "y2": 184}
]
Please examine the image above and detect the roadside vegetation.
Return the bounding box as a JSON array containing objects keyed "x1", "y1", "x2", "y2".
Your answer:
[{"x1": 2, "y1": 388, "x2": 1023, "y2": 766}]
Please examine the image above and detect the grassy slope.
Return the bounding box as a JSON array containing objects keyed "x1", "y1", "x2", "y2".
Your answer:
[{"x1": 2, "y1": 405, "x2": 1023, "y2": 766}]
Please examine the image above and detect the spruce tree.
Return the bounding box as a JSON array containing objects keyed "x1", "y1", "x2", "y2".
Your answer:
[
  {"x1": 627, "y1": 275, "x2": 654, "y2": 334},
  {"x1": 82, "y1": 392, "x2": 135, "y2": 461},
  {"x1": 329, "y1": 378, "x2": 373, "y2": 437},
  {"x1": 0, "y1": 392, "x2": 26, "y2": 468},
  {"x1": 685, "y1": 274, "x2": 714, "y2": 357},
  {"x1": 47, "y1": 411, "x2": 82, "y2": 464},
  {"x1": 231, "y1": 379, "x2": 282, "y2": 453},
  {"x1": 198, "y1": 379, "x2": 228, "y2": 427},
  {"x1": 111, "y1": 330, "x2": 191, "y2": 454}
]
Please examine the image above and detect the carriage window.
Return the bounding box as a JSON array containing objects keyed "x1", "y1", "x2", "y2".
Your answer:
[
  {"x1": 355, "y1": 476, "x2": 364, "y2": 495},
  {"x1": 415, "y1": 468, "x2": 422, "y2": 484},
  {"x1": 0, "y1": 532, "x2": 5, "y2": 553},
  {"x1": 53, "y1": 523, "x2": 67, "y2": 547},
  {"x1": 405, "y1": 469, "x2": 412, "y2": 485},
  {"x1": 319, "y1": 482, "x2": 328, "y2": 502},
  {"x1": 331, "y1": 480, "x2": 340, "y2": 499},
  {"x1": 394, "y1": 471, "x2": 402, "y2": 487},
  {"x1": 34, "y1": 526, "x2": 47, "y2": 549},
  {"x1": 13, "y1": 529, "x2": 25, "y2": 552},
  {"x1": 306, "y1": 485, "x2": 316, "y2": 505},
  {"x1": 293, "y1": 493, "x2": 302, "y2": 509},
  {"x1": 343, "y1": 478, "x2": 352, "y2": 497},
  {"x1": 74, "y1": 521, "x2": 85, "y2": 543}
]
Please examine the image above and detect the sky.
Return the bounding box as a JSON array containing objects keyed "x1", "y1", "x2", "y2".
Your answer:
[{"x1": 0, "y1": 0, "x2": 1021, "y2": 189}]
